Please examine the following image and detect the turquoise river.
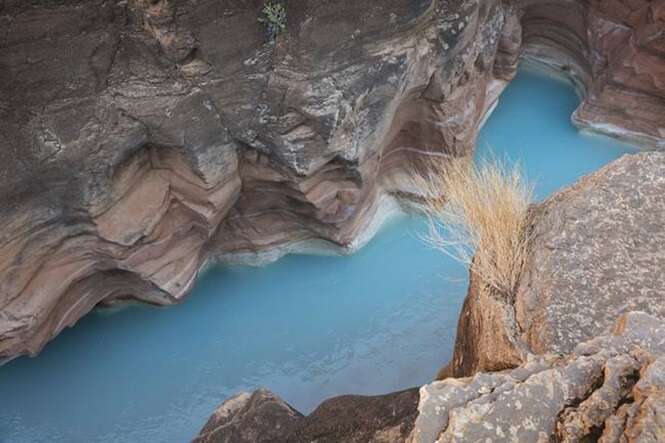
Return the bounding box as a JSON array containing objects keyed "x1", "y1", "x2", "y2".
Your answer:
[{"x1": 0, "y1": 69, "x2": 636, "y2": 442}]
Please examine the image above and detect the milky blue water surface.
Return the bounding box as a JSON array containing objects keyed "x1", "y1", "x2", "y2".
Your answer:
[
  {"x1": 0, "y1": 69, "x2": 636, "y2": 443},
  {"x1": 477, "y1": 70, "x2": 636, "y2": 200}
]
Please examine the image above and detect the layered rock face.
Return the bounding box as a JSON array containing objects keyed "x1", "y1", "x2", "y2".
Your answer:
[
  {"x1": 0, "y1": 0, "x2": 510, "y2": 362},
  {"x1": 518, "y1": 0, "x2": 665, "y2": 148},
  {"x1": 434, "y1": 0, "x2": 665, "y2": 383},
  {"x1": 442, "y1": 151, "x2": 665, "y2": 379},
  {"x1": 194, "y1": 151, "x2": 665, "y2": 441}
]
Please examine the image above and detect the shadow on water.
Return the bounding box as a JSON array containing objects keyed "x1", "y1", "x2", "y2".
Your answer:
[{"x1": 0, "y1": 69, "x2": 636, "y2": 443}]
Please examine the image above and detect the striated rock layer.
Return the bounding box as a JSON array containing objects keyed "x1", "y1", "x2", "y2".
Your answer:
[
  {"x1": 1, "y1": 0, "x2": 665, "y2": 362},
  {"x1": 517, "y1": 0, "x2": 665, "y2": 148},
  {"x1": 0, "y1": 0, "x2": 510, "y2": 362},
  {"x1": 194, "y1": 151, "x2": 665, "y2": 441}
]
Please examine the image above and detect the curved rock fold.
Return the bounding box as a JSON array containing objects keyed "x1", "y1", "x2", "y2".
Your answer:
[{"x1": 0, "y1": 0, "x2": 509, "y2": 362}]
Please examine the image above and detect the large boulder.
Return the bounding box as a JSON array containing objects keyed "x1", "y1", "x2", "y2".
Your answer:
[
  {"x1": 442, "y1": 151, "x2": 665, "y2": 378},
  {"x1": 193, "y1": 387, "x2": 419, "y2": 443},
  {"x1": 516, "y1": 151, "x2": 665, "y2": 355},
  {"x1": 192, "y1": 390, "x2": 303, "y2": 443}
]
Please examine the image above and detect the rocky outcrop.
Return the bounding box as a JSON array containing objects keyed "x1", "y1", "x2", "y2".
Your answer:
[
  {"x1": 517, "y1": 0, "x2": 665, "y2": 148},
  {"x1": 195, "y1": 312, "x2": 665, "y2": 442},
  {"x1": 0, "y1": 0, "x2": 510, "y2": 362},
  {"x1": 442, "y1": 151, "x2": 665, "y2": 379},
  {"x1": 435, "y1": 266, "x2": 527, "y2": 379},
  {"x1": 412, "y1": 312, "x2": 665, "y2": 443},
  {"x1": 516, "y1": 152, "x2": 665, "y2": 356},
  {"x1": 192, "y1": 390, "x2": 304, "y2": 443},
  {"x1": 193, "y1": 387, "x2": 419, "y2": 443}
]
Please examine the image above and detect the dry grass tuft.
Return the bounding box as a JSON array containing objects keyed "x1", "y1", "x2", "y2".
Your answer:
[{"x1": 413, "y1": 155, "x2": 533, "y2": 297}]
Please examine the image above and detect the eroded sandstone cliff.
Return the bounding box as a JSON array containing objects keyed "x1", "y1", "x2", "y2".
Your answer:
[
  {"x1": 519, "y1": 0, "x2": 665, "y2": 147},
  {"x1": 0, "y1": 0, "x2": 511, "y2": 362},
  {"x1": 193, "y1": 147, "x2": 665, "y2": 441}
]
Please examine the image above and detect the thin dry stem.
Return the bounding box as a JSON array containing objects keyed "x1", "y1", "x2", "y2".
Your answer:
[{"x1": 413, "y1": 155, "x2": 533, "y2": 297}]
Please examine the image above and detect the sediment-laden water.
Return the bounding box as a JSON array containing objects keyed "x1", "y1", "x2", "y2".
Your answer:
[{"x1": 0, "y1": 69, "x2": 636, "y2": 443}]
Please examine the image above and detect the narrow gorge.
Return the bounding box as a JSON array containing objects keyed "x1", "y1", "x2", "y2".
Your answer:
[{"x1": 1, "y1": 1, "x2": 664, "y2": 442}]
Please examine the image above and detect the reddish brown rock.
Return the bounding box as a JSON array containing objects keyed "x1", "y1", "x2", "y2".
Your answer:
[
  {"x1": 516, "y1": 0, "x2": 665, "y2": 147},
  {"x1": 436, "y1": 269, "x2": 527, "y2": 379},
  {"x1": 0, "y1": 0, "x2": 509, "y2": 362},
  {"x1": 434, "y1": 0, "x2": 665, "y2": 383}
]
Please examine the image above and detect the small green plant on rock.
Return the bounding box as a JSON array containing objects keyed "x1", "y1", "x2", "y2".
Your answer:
[{"x1": 258, "y1": 1, "x2": 287, "y2": 41}]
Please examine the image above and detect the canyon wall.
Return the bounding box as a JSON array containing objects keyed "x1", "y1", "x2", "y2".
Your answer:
[
  {"x1": 1, "y1": 0, "x2": 664, "y2": 364},
  {"x1": 518, "y1": 0, "x2": 665, "y2": 147},
  {"x1": 433, "y1": 0, "x2": 665, "y2": 381},
  {"x1": 0, "y1": 0, "x2": 510, "y2": 362},
  {"x1": 195, "y1": 149, "x2": 665, "y2": 441}
]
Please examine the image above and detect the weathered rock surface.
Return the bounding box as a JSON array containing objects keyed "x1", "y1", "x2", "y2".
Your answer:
[
  {"x1": 195, "y1": 312, "x2": 665, "y2": 442},
  {"x1": 193, "y1": 387, "x2": 420, "y2": 443},
  {"x1": 442, "y1": 151, "x2": 665, "y2": 379},
  {"x1": 517, "y1": 152, "x2": 665, "y2": 356},
  {"x1": 518, "y1": 0, "x2": 665, "y2": 148},
  {"x1": 0, "y1": 0, "x2": 510, "y2": 362},
  {"x1": 193, "y1": 390, "x2": 304, "y2": 443},
  {"x1": 411, "y1": 312, "x2": 665, "y2": 443}
]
